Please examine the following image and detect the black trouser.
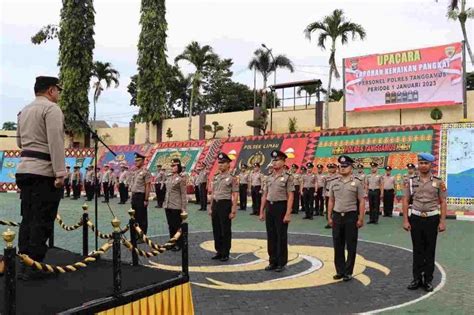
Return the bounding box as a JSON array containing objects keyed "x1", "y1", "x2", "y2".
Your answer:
[
  {"x1": 156, "y1": 183, "x2": 166, "y2": 207},
  {"x1": 315, "y1": 187, "x2": 324, "y2": 215},
  {"x1": 251, "y1": 185, "x2": 261, "y2": 214},
  {"x1": 119, "y1": 183, "x2": 127, "y2": 203},
  {"x1": 239, "y1": 184, "x2": 248, "y2": 210},
  {"x1": 85, "y1": 182, "x2": 94, "y2": 200},
  {"x1": 302, "y1": 188, "x2": 315, "y2": 218},
  {"x1": 109, "y1": 183, "x2": 115, "y2": 198},
  {"x1": 368, "y1": 189, "x2": 381, "y2": 223},
  {"x1": 325, "y1": 197, "x2": 329, "y2": 220},
  {"x1": 64, "y1": 179, "x2": 71, "y2": 197},
  {"x1": 72, "y1": 180, "x2": 80, "y2": 199},
  {"x1": 131, "y1": 192, "x2": 148, "y2": 235},
  {"x1": 292, "y1": 185, "x2": 300, "y2": 214},
  {"x1": 199, "y1": 182, "x2": 208, "y2": 210},
  {"x1": 194, "y1": 185, "x2": 200, "y2": 204},
  {"x1": 332, "y1": 211, "x2": 358, "y2": 276},
  {"x1": 266, "y1": 201, "x2": 288, "y2": 267},
  {"x1": 383, "y1": 189, "x2": 395, "y2": 216},
  {"x1": 410, "y1": 214, "x2": 439, "y2": 282},
  {"x1": 103, "y1": 182, "x2": 110, "y2": 202},
  {"x1": 165, "y1": 208, "x2": 183, "y2": 248},
  {"x1": 16, "y1": 174, "x2": 61, "y2": 262},
  {"x1": 211, "y1": 200, "x2": 232, "y2": 257}
]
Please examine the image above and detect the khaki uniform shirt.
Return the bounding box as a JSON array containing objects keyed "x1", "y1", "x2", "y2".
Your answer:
[
  {"x1": 72, "y1": 171, "x2": 82, "y2": 182},
  {"x1": 292, "y1": 173, "x2": 302, "y2": 187},
  {"x1": 102, "y1": 170, "x2": 111, "y2": 183},
  {"x1": 238, "y1": 172, "x2": 249, "y2": 185},
  {"x1": 163, "y1": 174, "x2": 187, "y2": 210},
  {"x1": 366, "y1": 174, "x2": 383, "y2": 190},
  {"x1": 156, "y1": 170, "x2": 166, "y2": 184},
  {"x1": 250, "y1": 171, "x2": 263, "y2": 186},
  {"x1": 85, "y1": 170, "x2": 94, "y2": 183},
  {"x1": 329, "y1": 176, "x2": 364, "y2": 213},
  {"x1": 119, "y1": 170, "x2": 129, "y2": 184},
  {"x1": 324, "y1": 174, "x2": 341, "y2": 197},
  {"x1": 316, "y1": 173, "x2": 325, "y2": 189},
  {"x1": 264, "y1": 171, "x2": 295, "y2": 202},
  {"x1": 64, "y1": 170, "x2": 71, "y2": 182},
  {"x1": 302, "y1": 173, "x2": 316, "y2": 188},
  {"x1": 16, "y1": 96, "x2": 66, "y2": 178},
  {"x1": 197, "y1": 169, "x2": 208, "y2": 185},
  {"x1": 212, "y1": 172, "x2": 239, "y2": 200},
  {"x1": 130, "y1": 167, "x2": 151, "y2": 193},
  {"x1": 383, "y1": 175, "x2": 395, "y2": 190},
  {"x1": 403, "y1": 176, "x2": 447, "y2": 212},
  {"x1": 357, "y1": 172, "x2": 366, "y2": 183}
]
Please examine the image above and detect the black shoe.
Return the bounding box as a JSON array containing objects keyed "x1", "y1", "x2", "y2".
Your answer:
[
  {"x1": 424, "y1": 281, "x2": 434, "y2": 292},
  {"x1": 325, "y1": 225, "x2": 331, "y2": 229},
  {"x1": 343, "y1": 274, "x2": 353, "y2": 282},
  {"x1": 407, "y1": 279, "x2": 422, "y2": 290},
  {"x1": 374, "y1": 221, "x2": 379, "y2": 224},
  {"x1": 265, "y1": 264, "x2": 277, "y2": 271},
  {"x1": 220, "y1": 256, "x2": 229, "y2": 262},
  {"x1": 367, "y1": 221, "x2": 374, "y2": 224},
  {"x1": 211, "y1": 254, "x2": 222, "y2": 260},
  {"x1": 333, "y1": 274, "x2": 344, "y2": 280},
  {"x1": 308, "y1": 217, "x2": 313, "y2": 220},
  {"x1": 302, "y1": 217, "x2": 309, "y2": 220},
  {"x1": 274, "y1": 265, "x2": 285, "y2": 272}
]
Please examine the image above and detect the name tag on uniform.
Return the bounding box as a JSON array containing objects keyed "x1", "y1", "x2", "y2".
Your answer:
[
  {"x1": 280, "y1": 177, "x2": 285, "y2": 182},
  {"x1": 226, "y1": 178, "x2": 230, "y2": 182},
  {"x1": 351, "y1": 182, "x2": 356, "y2": 186},
  {"x1": 432, "y1": 182, "x2": 438, "y2": 188},
  {"x1": 140, "y1": 172, "x2": 143, "y2": 176}
]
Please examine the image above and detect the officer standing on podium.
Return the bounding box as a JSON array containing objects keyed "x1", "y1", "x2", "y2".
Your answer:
[
  {"x1": 403, "y1": 153, "x2": 446, "y2": 292},
  {"x1": 327, "y1": 155, "x2": 365, "y2": 282},
  {"x1": 260, "y1": 150, "x2": 295, "y2": 272}
]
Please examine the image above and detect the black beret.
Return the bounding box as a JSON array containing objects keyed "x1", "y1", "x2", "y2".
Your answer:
[
  {"x1": 306, "y1": 162, "x2": 314, "y2": 168},
  {"x1": 327, "y1": 163, "x2": 337, "y2": 168},
  {"x1": 271, "y1": 150, "x2": 287, "y2": 160},
  {"x1": 66, "y1": 166, "x2": 71, "y2": 168},
  {"x1": 338, "y1": 155, "x2": 355, "y2": 166},
  {"x1": 253, "y1": 162, "x2": 260, "y2": 167},
  {"x1": 300, "y1": 166, "x2": 307, "y2": 171},
  {"x1": 357, "y1": 164, "x2": 364, "y2": 169},
  {"x1": 291, "y1": 164, "x2": 299, "y2": 169},
  {"x1": 241, "y1": 164, "x2": 248, "y2": 169},
  {"x1": 406, "y1": 163, "x2": 416, "y2": 169},
  {"x1": 35, "y1": 76, "x2": 62, "y2": 91},
  {"x1": 385, "y1": 166, "x2": 392, "y2": 171},
  {"x1": 171, "y1": 158, "x2": 181, "y2": 165},
  {"x1": 370, "y1": 162, "x2": 378, "y2": 167},
  {"x1": 217, "y1": 152, "x2": 232, "y2": 163}
]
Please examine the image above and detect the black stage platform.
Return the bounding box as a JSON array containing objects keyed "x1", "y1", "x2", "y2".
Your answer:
[{"x1": 0, "y1": 247, "x2": 184, "y2": 314}]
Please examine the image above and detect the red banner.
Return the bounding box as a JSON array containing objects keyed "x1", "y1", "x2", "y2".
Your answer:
[{"x1": 344, "y1": 42, "x2": 464, "y2": 112}]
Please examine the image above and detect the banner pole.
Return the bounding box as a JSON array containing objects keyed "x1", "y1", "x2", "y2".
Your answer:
[
  {"x1": 342, "y1": 58, "x2": 347, "y2": 127},
  {"x1": 462, "y1": 40, "x2": 467, "y2": 119}
]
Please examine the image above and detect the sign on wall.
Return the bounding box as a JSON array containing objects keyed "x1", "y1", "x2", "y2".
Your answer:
[{"x1": 344, "y1": 42, "x2": 464, "y2": 112}]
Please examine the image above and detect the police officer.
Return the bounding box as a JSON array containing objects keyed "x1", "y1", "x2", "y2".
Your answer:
[
  {"x1": 163, "y1": 159, "x2": 187, "y2": 251},
  {"x1": 191, "y1": 171, "x2": 200, "y2": 204},
  {"x1": 118, "y1": 163, "x2": 129, "y2": 204},
  {"x1": 365, "y1": 162, "x2": 383, "y2": 224},
  {"x1": 64, "y1": 165, "x2": 71, "y2": 197},
  {"x1": 291, "y1": 164, "x2": 301, "y2": 214},
  {"x1": 238, "y1": 164, "x2": 249, "y2": 210},
  {"x1": 85, "y1": 165, "x2": 94, "y2": 201},
  {"x1": 324, "y1": 163, "x2": 340, "y2": 229},
  {"x1": 71, "y1": 165, "x2": 82, "y2": 199},
  {"x1": 209, "y1": 153, "x2": 239, "y2": 262},
  {"x1": 102, "y1": 165, "x2": 111, "y2": 203},
  {"x1": 403, "y1": 153, "x2": 446, "y2": 292},
  {"x1": 301, "y1": 162, "x2": 316, "y2": 219},
  {"x1": 383, "y1": 166, "x2": 395, "y2": 217},
  {"x1": 356, "y1": 164, "x2": 366, "y2": 182},
  {"x1": 196, "y1": 163, "x2": 209, "y2": 211},
  {"x1": 328, "y1": 155, "x2": 365, "y2": 282},
  {"x1": 315, "y1": 164, "x2": 325, "y2": 216},
  {"x1": 15, "y1": 76, "x2": 65, "y2": 280},
  {"x1": 155, "y1": 164, "x2": 166, "y2": 208},
  {"x1": 260, "y1": 150, "x2": 295, "y2": 272},
  {"x1": 109, "y1": 167, "x2": 116, "y2": 199},
  {"x1": 403, "y1": 163, "x2": 417, "y2": 186},
  {"x1": 250, "y1": 163, "x2": 263, "y2": 215},
  {"x1": 96, "y1": 167, "x2": 102, "y2": 197},
  {"x1": 130, "y1": 152, "x2": 152, "y2": 235}
]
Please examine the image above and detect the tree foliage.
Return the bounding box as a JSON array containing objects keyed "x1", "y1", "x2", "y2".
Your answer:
[
  {"x1": 91, "y1": 61, "x2": 120, "y2": 124},
  {"x1": 31, "y1": 24, "x2": 59, "y2": 45},
  {"x1": 203, "y1": 121, "x2": 224, "y2": 139},
  {"x1": 2, "y1": 122, "x2": 17, "y2": 130}
]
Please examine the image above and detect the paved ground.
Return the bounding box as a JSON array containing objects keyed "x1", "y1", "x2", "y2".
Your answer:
[{"x1": 1, "y1": 193, "x2": 473, "y2": 314}]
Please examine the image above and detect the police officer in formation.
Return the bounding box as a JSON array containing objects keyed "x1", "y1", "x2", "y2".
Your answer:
[
  {"x1": 356, "y1": 164, "x2": 366, "y2": 182},
  {"x1": 209, "y1": 153, "x2": 239, "y2": 262},
  {"x1": 324, "y1": 163, "x2": 340, "y2": 229},
  {"x1": 403, "y1": 153, "x2": 447, "y2": 292},
  {"x1": 130, "y1": 152, "x2": 152, "y2": 236},
  {"x1": 365, "y1": 162, "x2": 383, "y2": 224},
  {"x1": 196, "y1": 163, "x2": 209, "y2": 211},
  {"x1": 301, "y1": 162, "x2": 316, "y2": 220},
  {"x1": 290, "y1": 164, "x2": 301, "y2": 214},
  {"x1": 163, "y1": 158, "x2": 187, "y2": 252},
  {"x1": 84, "y1": 165, "x2": 94, "y2": 201},
  {"x1": 96, "y1": 167, "x2": 102, "y2": 197},
  {"x1": 102, "y1": 164, "x2": 111, "y2": 203},
  {"x1": 118, "y1": 163, "x2": 130, "y2": 204},
  {"x1": 315, "y1": 164, "x2": 325, "y2": 216},
  {"x1": 403, "y1": 163, "x2": 417, "y2": 185},
  {"x1": 382, "y1": 166, "x2": 395, "y2": 217},
  {"x1": 109, "y1": 167, "x2": 117, "y2": 199},
  {"x1": 154, "y1": 164, "x2": 166, "y2": 208},
  {"x1": 250, "y1": 163, "x2": 263, "y2": 215},
  {"x1": 260, "y1": 150, "x2": 295, "y2": 272},
  {"x1": 327, "y1": 155, "x2": 365, "y2": 282},
  {"x1": 238, "y1": 164, "x2": 250, "y2": 210},
  {"x1": 192, "y1": 171, "x2": 200, "y2": 205},
  {"x1": 71, "y1": 165, "x2": 82, "y2": 199},
  {"x1": 64, "y1": 165, "x2": 71, "y2": 197},
  {"x1": 15, "y1": 76, "x2": 65, "y2": 280}
]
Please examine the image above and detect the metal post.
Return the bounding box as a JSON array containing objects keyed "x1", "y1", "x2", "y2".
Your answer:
[
  {"x1": 111, "y1": 218, "x2": 122, "y2": 297},
  {"x1": 94, "y1": 136, "x2": 99, "y2": 251},
  {"x1": 293, "y1": 86, "x2": 296, "y2": 110},
  {"x1": 128, "y1": 209, "x2": 139, "y2": 266},
  {"x1": 3, "y1": 229, "x2": 16, "y2": 315},
  {"x1": 282, "y1": 88, "x2": 285, "y2": 110},
  {"x1": 342, "y1": 58, "x2": 347, "y2": 127},
  {"x1": 181, "y1": 223, "x2": 189, "y2": 278},
  {"x1": 82, "y1": 204, "x2": 89, "y2": 256}
]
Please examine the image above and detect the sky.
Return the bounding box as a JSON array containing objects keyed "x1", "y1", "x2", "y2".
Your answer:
[{"x1": 1, "y1": 0, "x2": 473, "y2": 127}]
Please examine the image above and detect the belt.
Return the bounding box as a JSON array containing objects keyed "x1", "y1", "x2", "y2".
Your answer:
[
  {"x1": 411, "y1": 209, "x2": 440, "y2": 217},
  {"x1": 214, "y1": 199, "x2": 231, "y2": 202},
  {"x1": 267, "y1": 200, "x2": 286, "y2": 205},
  {"x1": 333, "y1": 211, "x2": 357, "y2": 217},
  {"x1": 369, "y1": 189, "x2": 380, "y2": 191},
  {"x1": 384, "y1": 189, "x2": 394, "y2": 191},
  {"x1": 21, "y1": 150, "x2": 51, "y2": 161}
]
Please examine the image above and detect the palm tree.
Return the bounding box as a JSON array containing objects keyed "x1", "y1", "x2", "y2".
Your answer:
[
  {"x1": 297, "y1": 80, "x2": 327, "y2": 105},
  {"x1": 328, "y1": 88, "x2": 344, "y2": 102},
  {"x1": 91, "y1": 61, "x2": 120, "y2": 127},
  {"x1": 175, "y1": 41, "x2": 218, "y2": 140},
  {"x1": 248, "y1": 48, "x2": 294, "y2": 109},
  {"x1": 305, "y1": 9, "x2": 366, "y2": 129},
  {"x1": 446, "y1": 0, "x2": 474, "y2": 66}
]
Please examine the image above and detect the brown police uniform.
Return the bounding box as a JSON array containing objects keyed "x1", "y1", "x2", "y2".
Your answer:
[
  {"x1": 197, "y1": 168, "x2": 209, "y2": 211},
  {"x1": 238, "y1": 170, "x2": 250, "y2": 210},
  {"x1": 130, "y1": 166, "x2": 151, "y2": 234},
  {"x1": 155, "y1": 169, "x2": 166, "y2": 208},
  {"x1": 164, "y1": 173, "x2": 187, "y2": 249},
  {"x1": 291, "y1": 170, "x2": 301, "y2": 214},
  {"x1": 366, "y1": 173, "x2": 383, "y2": 223},
  {"x1": 250, "y1": 170, "x2": 263, "y2": 215},
  {"x1": 301, "y1": 171, "x2": 316, "y2": 219},
  {"x1": 118, "y1": 168, "x2": 130, "y2": 204},
  {"x1": 315, "y1": 172, "x2": 326, "y2": 216},
  {"x1": 16, "y1": 90, "x2": 66, "y2": 263},
  {"x1": 383, "y1": 174, "x2": 395, "y2": 216}
]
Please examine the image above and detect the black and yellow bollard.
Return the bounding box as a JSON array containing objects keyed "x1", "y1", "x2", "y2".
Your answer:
[
  {"x1": 128, "y1": 209, "x2": 138, "y2": 266},
  {"x1": 82, "y1": 204, "x2": 89, "y2": 256},
  {"x1": 181, "y1": 222, "x2": 189, "y2": 278},
  {"x1": 112, "y1": 217, "x2": 122, "y2": 297},
  {"x1": 3, "y1": 229, "x2": 16, "y2": 315}
]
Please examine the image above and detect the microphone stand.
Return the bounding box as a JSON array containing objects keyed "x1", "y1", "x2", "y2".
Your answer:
[{"x1": 73, "y1": 110, "x2": 116, "y2": 251}]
